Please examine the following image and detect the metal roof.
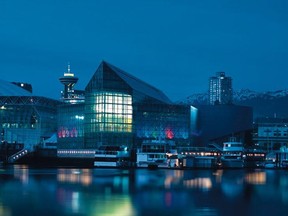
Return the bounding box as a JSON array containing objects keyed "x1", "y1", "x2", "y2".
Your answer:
[
  {"x1": 0, "y1": 79, "x2": 32, "y2": 96},
  {"x1": 103, "y1": 61, "x2": 171, "y2": 104}
]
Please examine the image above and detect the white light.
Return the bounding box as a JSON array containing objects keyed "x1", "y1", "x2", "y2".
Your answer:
[{"x1": 75, "y1": 115, "x2": 84, "y2": 120}]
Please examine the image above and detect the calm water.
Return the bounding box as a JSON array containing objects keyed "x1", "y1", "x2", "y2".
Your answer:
[{"x1": 0, "y1": 165, "x2": 288, "y2": 216}]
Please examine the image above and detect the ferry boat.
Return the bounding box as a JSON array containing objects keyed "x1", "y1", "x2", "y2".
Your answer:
[
  {"x1": 94, "y1": 145, "x2": 130, "y2": 168},
  {"x1": 180, "y1": 148, "x2": 220, "y2": 169},
  {"x1": 243, "y1": 149, "x2": 266, "y2": 168},
  {"x1": 136, "y1": 140, "x2": 178, "y2": 168},
  {"x1": 220, "y1": 137, "x2": 244, "y2": 168}
]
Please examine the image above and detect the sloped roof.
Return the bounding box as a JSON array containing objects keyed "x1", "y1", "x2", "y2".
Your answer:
[
  {"x1": 44, "y1": 133, "x2": 57, "y2": 143},
  {"x1": 0, "y1": 79, "x2": 32, "y2": 96},
  {"x1": 103, "y1": 61, "x2": 171, "y2": 104}
]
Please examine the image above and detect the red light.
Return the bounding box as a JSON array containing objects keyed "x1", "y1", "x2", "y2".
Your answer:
[{"x1": 165, "y1": 128, "x2": 174, "y2": 139}]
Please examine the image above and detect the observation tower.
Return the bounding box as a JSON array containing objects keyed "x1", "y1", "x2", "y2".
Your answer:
[{"x1": 59, "y1": 64, "x2": 79, "y2": 100}]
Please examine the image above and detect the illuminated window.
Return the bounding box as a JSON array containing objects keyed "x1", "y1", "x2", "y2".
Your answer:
[{"x1": 93, "y1": 92, "x2": 133, "y2": 132}]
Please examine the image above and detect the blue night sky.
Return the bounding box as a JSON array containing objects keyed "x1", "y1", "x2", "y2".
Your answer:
[{"x1": 0, "y1": 0, "x2": 287, "y2": 102}]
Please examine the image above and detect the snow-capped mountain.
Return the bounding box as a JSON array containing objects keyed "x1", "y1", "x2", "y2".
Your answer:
[
  {"x1": 178, "y1": 89, "x2": 288, "y2": 105},
  {"x1": 234, "y1": 89, "x2": 288, "y2": 102},
  {"x1": 178, "y1": 89, "x2": 288, "y2": 118},
  {"x1": 177, "y1": 92, "x2": 208, "y2": 105}
]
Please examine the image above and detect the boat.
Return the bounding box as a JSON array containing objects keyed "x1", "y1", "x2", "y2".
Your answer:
[
  {"x1": 264, "y1": 152, "x2": 276, "y2": 169},
  {"x1": 94, "y1": 145, "x2": 130, "y2": 168},
  {"x1": 180, "y1": 148, "x2": 220, "y2": 169},
  {"x1": 136, "y1": 140, "x2": 178, "y2": 168},
  {"x1": 243, "y1": 149, "x2": 266, "y2": 168},
  {"x1": 264, "y1": 160, "x2": 275, "y2": 169},
  {"x1": 220, "y1": 137, "x2": 244, "y2": 168}
]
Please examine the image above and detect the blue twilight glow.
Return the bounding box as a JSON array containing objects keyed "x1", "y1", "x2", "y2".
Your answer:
[{"x1": 1, "y1": 0, "x2": 287, "y2": 101}]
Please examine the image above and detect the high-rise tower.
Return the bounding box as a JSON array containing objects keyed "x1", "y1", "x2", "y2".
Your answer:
[
  {"x1": 59, "y1": 64, "x2": 84, "y2": 103},
  {"x1": 208, "y1": 72, "x2": 233, "y2": 105}
]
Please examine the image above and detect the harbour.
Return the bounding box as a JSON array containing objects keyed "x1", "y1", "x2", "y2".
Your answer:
[
  {"x1": 2, "y1": 140, "x2": 288, "y2": 170},
  {"x1": 0, "y1": 165, "x2": 288, "y2": 216}
]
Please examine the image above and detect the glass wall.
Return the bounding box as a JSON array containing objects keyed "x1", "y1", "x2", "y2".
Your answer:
[
  {"x1": 92, "y1": 92, "x2": 132, "y2": 133},
  {"x1": 0, "y1": 96, "x2": 58, "y2": 148},
  {"x1": 134, "y1": 104, "x2": 191, "y2": 147},
  {"x1": 85, "y1": 92, "x2": 133, "y2": 148},
  {"x1": 57, "y1": 104, "x2": 85, "y2": 149}
]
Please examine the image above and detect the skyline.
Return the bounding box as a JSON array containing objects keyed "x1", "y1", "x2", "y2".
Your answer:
[{"x1": 1, "y1": 0, "x2": 288, "y2": 102}]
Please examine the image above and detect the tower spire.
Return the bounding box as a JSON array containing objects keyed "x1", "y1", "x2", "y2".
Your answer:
[
  {"x1": 67, "y1": 62, "x2": 71, "y2": 73},
  {"x1": 59, "y1": 63, "x2": 79, "y2": 101}
]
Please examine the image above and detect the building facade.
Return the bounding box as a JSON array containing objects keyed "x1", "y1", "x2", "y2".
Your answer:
[
  {"x1": 194, "y1": 104, "x2": 253, "y2": 147},
  {"x1": 57, "y1": 61, "x2": 196, "y2": 155},
  {"x1": 0, "y1": 80, "x2": 60, "y2": 150},
  {"x1": 253, "y1": 117, "x2": 288, "y2": 152},
  {"x1": 209, "y1": 72, "x2": 233, "y2": 105}
]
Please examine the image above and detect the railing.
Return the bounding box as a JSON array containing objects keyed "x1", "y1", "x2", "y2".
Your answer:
[
  {"x1": 8, "y1": 149, "x2": 29, "y2": 163},
  {"x1": 208, "y1": 143, "x2": 223, "y2": 152},
  {"x1": 95, "y1": 150, "x2": 130, "y2": 158}
]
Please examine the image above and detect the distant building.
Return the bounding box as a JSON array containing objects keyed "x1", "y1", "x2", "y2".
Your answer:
[
  {"x1": 59, "y1": 64, "x2": 85, "y2": 104},
  {"x1": 209, "y1": 72, "x2": 233, "y2": 105},
  {"x1": 194, "y1": 104, "x2": 253, "y2": 147},
  {"x1": 253, "y1": 117, "x2": 288, "y2": 151}
]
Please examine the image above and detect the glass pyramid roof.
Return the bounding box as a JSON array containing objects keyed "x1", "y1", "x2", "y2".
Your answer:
[{"x1": 102, "y1": 61, "x2": 171, "y2": 104}]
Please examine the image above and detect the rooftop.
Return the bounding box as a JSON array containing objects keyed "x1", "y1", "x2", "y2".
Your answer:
[{"x1": 0, "y1": 79, "x2": 32, "y2": 97}]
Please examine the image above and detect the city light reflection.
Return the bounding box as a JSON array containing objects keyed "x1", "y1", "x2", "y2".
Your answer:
[
  {"x1": 184, "y1": 178, "x2": 212, "y2": 190},
  {"x1": 57, "y1": 169, "x2": 92, "y2": 186},
  {"x1": 90, "y1": 196, "x2": 136, "y2": 216},
  {"x1": 1, "y1": 166, "x2": 288, "y2": 215},
  {"x1": 0, "y1": 203, "x2": 11, "y2": 216},
  {"x1": 72, "y1": 192, "x2": 80, "y2": 213},
  {"x1": 245, "y1": 172, "x2": 266, "y2": 185},
  {"x1": 213, "y1": 169, "x2": 223, "y2": 183},
  {"x1": 13, "y1": 165, "x2": 29, "y2": 184},
  {"x1": 164, "y1": 176, "x2": 174, "y2": 189},
  {"x1": 164, "y1": 170, "x2": 183, "y2": 189}
]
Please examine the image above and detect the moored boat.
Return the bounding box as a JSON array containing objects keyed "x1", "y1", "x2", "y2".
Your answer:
[
  {"x1": 220, "y1": 137, "x2": 244, "y2": 168},
  {"x1": 94, "y1": 145, "x2": 130, "y2": 168},
  {"x1": 243, "y1": 149, "x2": 266, "y2": 168},
  {"x1": 136, "y1": 140, "x2": 178, "y2": 168}
]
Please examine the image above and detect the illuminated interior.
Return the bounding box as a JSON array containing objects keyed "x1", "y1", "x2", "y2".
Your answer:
[{"x1": 93, "y1": 92, "x2": 132, "y2": 133}]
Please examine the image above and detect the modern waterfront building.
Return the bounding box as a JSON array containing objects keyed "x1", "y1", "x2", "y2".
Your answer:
[
  {"x1": 253, "y1": 117, "x2": 288, "y2": 152},
  {"x1": 209, "y1": 72, "x2": 233, "y2": 105},
  {"x1": 57, "y1": 61, "x2": 196, "y2": 158},
  {"x1": 0, "y1": 80, "x2": 60, "y2": 152},
  {"x1": 0, "y1": 61, "x2": 254, "y2": 165}
]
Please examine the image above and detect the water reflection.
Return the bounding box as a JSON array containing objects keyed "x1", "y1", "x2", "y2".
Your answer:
[
  {"x1": 13, "y1": 164, "x2": 29, "y2": 184},
  {"x1": 245, "y1": 172, "x2": 266, "y2": 185},
  {"x1": 0, "y1": 166, "x2": 288, "y2": 216},
  {"x1": 184, "y1": 178, "x2": 212, "y2": 190},
  {"x1": 57, "y1": 168, "x2": 92, "y2": 186},
  {"x1": 0, "y1": 203, "x2": 11, "y2": 216}
]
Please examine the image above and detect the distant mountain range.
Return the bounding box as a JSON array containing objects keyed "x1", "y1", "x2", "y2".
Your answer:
[{"x1": 178, "y1": 89, "x2": 288, "y2": 119}]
